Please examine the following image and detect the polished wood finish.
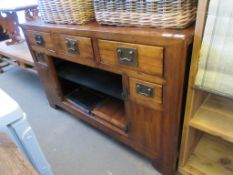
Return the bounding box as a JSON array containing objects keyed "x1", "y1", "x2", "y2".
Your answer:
[
  {"x1": 53, "y1": 34, "x2": 94, "y2": 61},
  {"x1": 22, "y1": 21, "x2": 194, "y2": 175},
  {"x1": 129, "y1": 78, "x2": 162, "y2": 110},
  {"x1": 179, "y1": 0, "x2": 210, "y2": 169},
  {"x1": 26, "y1": 30, "x2": 54, "y2": 51},
  {"x1": 0, "y1": 132, "x2": 38, "y2": 175},
  {"x1": 98, "y1": 40, "x2": 164, "y2": 76},
  {"x1": 92, "y1": 98, "x2": 126, "y2": 130}
]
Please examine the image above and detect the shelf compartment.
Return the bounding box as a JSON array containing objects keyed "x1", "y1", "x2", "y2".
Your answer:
[
  {"x1": 92, "y1": 98, "x2": 126, "y2": 131},
  {"x1": 182, "y1": 134, "x2": 233, "y2": 175},
  {"x1": 190, "y1": 95, "x2": 233, "y2": 143},
  {"x1": 57, "y1": 62, "x2": 123, "y2": 100},
  {"x1": 65, "y1": 87, "x2": 106, "y2": 113}
]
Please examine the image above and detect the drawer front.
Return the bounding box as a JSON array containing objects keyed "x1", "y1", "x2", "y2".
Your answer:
[
  {"x1": 98, "y1": 40, "x2": 164, "y2": 76},
  {"x1": 26, "y1": 30, "x2": 54, "y2": 51},
  {"x1": 129, "y1": 78, "x2": 162, "y2": 109},
  {"x1": 53, "y1": 34, "x2": 94, "y2": 61}
]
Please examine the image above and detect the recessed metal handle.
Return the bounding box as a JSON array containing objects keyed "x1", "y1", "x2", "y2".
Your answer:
[
  {"x1": 34, "y1": 34, "x2": 44, "y2": 46},
  {"x1": 116, "y1": 47, "x2": 138, "y2": 66},
  {"x1": 119, "y1": 56, "x2": 133, "y2": 62},
  {"x1": 117, "y1": 49, "x2": 133, "y2": 62},
  {"x1": 136, "y1": 83, "x2": 154, "y2": 97},
  {"x1": 65, "y1": 38, "x2": 79, "y2": 54}
]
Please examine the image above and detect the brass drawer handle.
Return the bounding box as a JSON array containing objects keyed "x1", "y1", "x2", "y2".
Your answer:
[
  {"x1": 65, "y1": 38, "x2": 79, "y2": 54},
  {"x1": 116, "y1": 47, "x2": 138, "y2": 66},
  {"x1": 34, "y1": 34, "x2": 44, "y2": 46},
  {"x1": 136, "y1": 83, "x2": 154, "y2": 97}
]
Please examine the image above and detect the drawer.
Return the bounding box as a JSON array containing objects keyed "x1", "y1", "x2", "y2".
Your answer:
[
  {"x1": 25, "y1": 30, "x2": 54, "y2": 51},
  {"x1": 98, "y1": 40, "x2": 164, "y2": 76},
  {"x1": 53, "y1": 34, "x2": 94, "y2": 61},
  {"x1": 129, "y1": 78, "x2": 162, "y2": 109}
]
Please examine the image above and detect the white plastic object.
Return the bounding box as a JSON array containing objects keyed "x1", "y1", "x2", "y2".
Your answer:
[{"x1": 0, "y1": 89, "x2": 53, "y2": 175}]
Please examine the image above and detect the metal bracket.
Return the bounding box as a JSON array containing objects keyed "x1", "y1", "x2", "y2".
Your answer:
[
  {"x1": 35, "y1": 52, "x2": 45, "y2": 63},
  {"x1": 136, "y1": 83, "x2": 154, "y2": 97},
  {"x1": 34, "y1": 34, "x2": 44, "y2": 46},
  {"x1": 116, "y1": 47, "x2": 138, "y2": 66},
  {"x1": 65, "y1": 38, "x2": 79, "y2": 54},
  {"x1": 125, "y1": 120, "x2": 132, "y2": 133},
  {"x1": 121, "y1": 88, "x2": 129, "y2": 100}
]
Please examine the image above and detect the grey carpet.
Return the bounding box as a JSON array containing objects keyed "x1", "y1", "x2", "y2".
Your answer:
[{"x1": 0, "y1": 66, "x2": 160, "y2": 175}]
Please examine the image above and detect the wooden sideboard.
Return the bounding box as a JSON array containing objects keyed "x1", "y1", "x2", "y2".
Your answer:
[{"x1": 21, "y1": 21, "x2": 194, "y2": 175}]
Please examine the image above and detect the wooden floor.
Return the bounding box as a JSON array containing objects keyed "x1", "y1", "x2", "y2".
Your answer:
[{"x1": 0, "y1": 132, "x2": 38, "y2": 175}]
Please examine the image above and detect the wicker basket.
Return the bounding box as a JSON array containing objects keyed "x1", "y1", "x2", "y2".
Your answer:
[
  {"x1": 38, "y1": 0, "x2": 94, "y2": 24},
  {"x1": 93, "y1": 0, "x2": 198, "y2": 29}
]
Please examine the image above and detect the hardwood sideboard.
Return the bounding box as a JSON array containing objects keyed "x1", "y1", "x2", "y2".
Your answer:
[{"x1": 21, "y1": 21, "x2": 194, "y2": 175}]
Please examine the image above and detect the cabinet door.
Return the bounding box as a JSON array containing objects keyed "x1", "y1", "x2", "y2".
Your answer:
[
  {"x1": 33, "y1": 52, "x2": 63, "y2": 107},
  {"x1": 126, "y1": 101, "x2": 162, "y2": 157}
]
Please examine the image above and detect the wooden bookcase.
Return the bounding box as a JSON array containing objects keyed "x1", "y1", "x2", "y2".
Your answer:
[{"x1": 179, "y1": 1, "x2": 233, "y2": 174}]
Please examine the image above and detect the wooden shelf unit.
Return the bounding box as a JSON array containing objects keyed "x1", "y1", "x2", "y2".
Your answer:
[
  {"x1": 181, "y1": 134, "x2": 233, "y2": 175},
  {"x1": 179, "y1": 0, "x2": 233, "y2": 175},
  {"x1": 190, "y1": 95, "x2": 233, "y2": 144}
]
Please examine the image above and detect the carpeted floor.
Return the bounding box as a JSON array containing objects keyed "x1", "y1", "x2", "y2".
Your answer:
[{"x1": 0, "y1": 66, "x2": 160, "y2": 175}]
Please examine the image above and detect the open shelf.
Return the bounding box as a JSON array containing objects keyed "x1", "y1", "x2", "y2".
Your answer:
[
  {"x1": 65, "y1": 88, "x2": 106, "y2": 114},
  {"x1": 59, "y1": 77, "x2": 127, "y2": 132},
  {"x1": 190, "y1": 95, "x2": 233, "y2": 143},
  {"x1": 92, "y1": 98, "x2": 126, "y2": 131},
  {"x1": 57, "y1": 61, "x2": 123, "y2": 100},
  {"x1": 182, "y1": 134, "x2": 233, "y2": 175}
]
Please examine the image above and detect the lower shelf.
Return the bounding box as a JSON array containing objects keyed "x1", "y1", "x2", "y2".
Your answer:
[
  {"x1": 65, "y1": 87, "x2": 106, "y2": 113},
  {"x1": 62, "y1": 99, "x2": 127, "y2": 136},
  {"x1": 181, "y1": 134, "x2": 233, "y2": 175},
  {"x1": 64, "y1": 89, "x2": 127, "y2": 132},
  {"x1": 92, "y1": 98, "x2": 126, "y2": 131},
  {"x1": 190, "y1": 95, "x2": 233, "y2": 143}
]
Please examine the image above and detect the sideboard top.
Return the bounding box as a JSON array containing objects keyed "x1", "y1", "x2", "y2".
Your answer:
[{"x1": 22, "y1": 21, "x2": 194, "y2": 43}]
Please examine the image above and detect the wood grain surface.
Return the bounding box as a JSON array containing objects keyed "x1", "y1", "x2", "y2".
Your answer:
[
  {"x1": 182, "y1": 134, "x2": 233, "y2": 175},
  {"x1": 0, "y1": 40, "x2": 34, "y2": 66},
  {"x1": 22, "y1": 20, "x2": 194, "y2": 175},
  {"x1": 190, "y1": 95, "x2": 233, "y2": 144},
  {"x1": 98, "y1": 39, "x2": 164, "y2": 76},
  {"x1": 0, "y1": 132, "x2": 38, "y2": 175}
]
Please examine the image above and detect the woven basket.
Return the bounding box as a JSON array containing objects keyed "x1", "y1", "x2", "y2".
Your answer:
[
  {"x1": 38, "y1": 0, "x2": 94, "y2": 24},
  {"x1": 93, "y1": 0, "x2": 198, "y2": 29}
]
